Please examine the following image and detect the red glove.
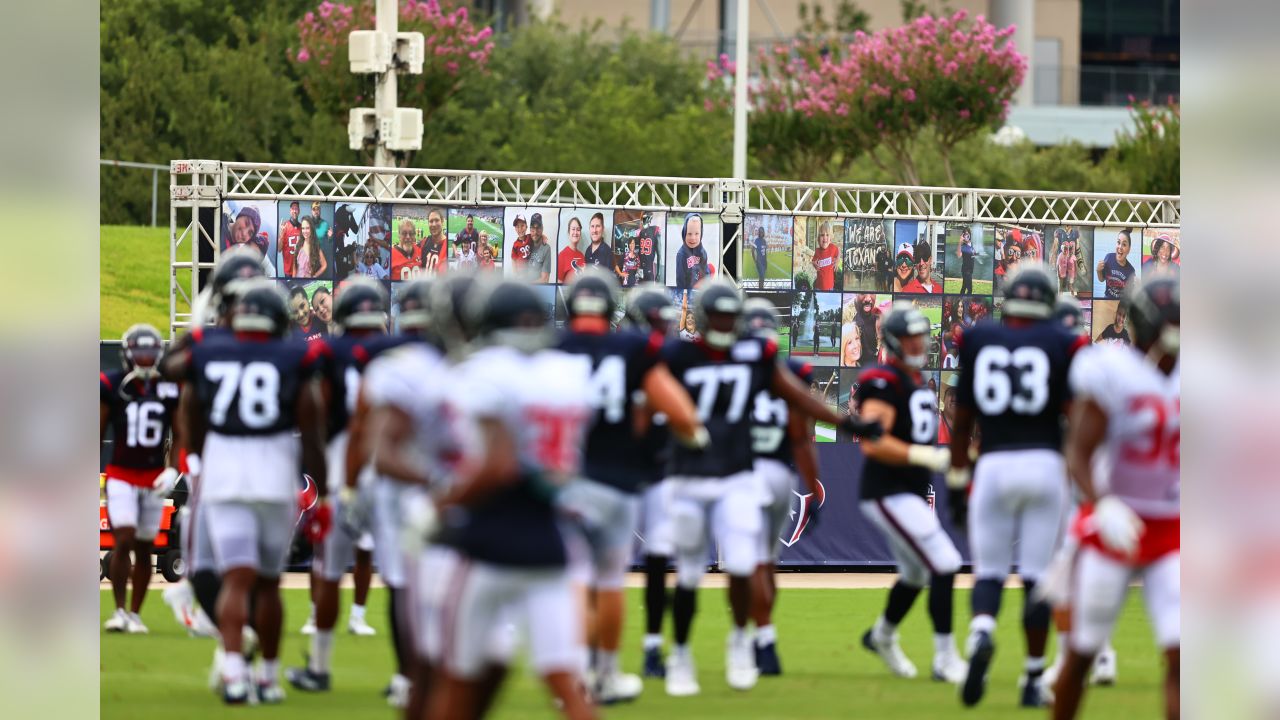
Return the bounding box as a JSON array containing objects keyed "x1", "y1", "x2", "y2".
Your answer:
[{"x1": 304, "y1": 502, "x2": 332, "y2": 544}]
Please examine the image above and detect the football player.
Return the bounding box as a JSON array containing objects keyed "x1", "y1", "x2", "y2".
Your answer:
[
  {"x1": 1043, "y1": 293, "x2": 1120, "y2": 688},
  {"x1": 659, "y1": 277, "x2": 881, "y2": 697},
  {"x1": 159, "y1": 246, "x2": 266, "y2": 665},
  {"x1": 852, "y1": 303, "x2": 967, "y2": 685},
  {"x1": 556, "y1": 270, "x2": 706, "y2": 704},
  {"x1": 740, "y1": 298, "x2": 823, "y2": 676},
  {"x1": 182, "y1": 279, "x2": 331, "y2": 704},
  {"x1": 286, "y1": 278, "x2": 392, "y2": 693},
  {"x1": 1054, "y1": 278, "x2": 1179, "y2": 720},
  {"x1": 947, "y1": 264, "x2": 1088, "y2": 708},
  {"x1": 421, "y1": 277, "x2": 596, "y2": 720},
  {"x1": 625, "y1": 285, "x2": 684, "y2": 679},
  {"x1": 101, "y1": 323, "x2": 182, "y2": 634}
]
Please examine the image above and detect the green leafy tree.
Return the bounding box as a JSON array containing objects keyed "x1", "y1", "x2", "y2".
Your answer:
[{"x1": 1112, "y1": 99, "x2": 1179, "y2": 194}]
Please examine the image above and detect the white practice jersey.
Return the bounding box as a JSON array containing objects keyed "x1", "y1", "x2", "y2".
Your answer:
[
  {"x1": 451, "y1": 345, "x2": 593, "y2": 482},
  {"x1": 362, "y1": 343, "x2": 469, "y2": 488},
  {"x1": 1069, "y1": 344, "x2": 1180, "y2": 519}
]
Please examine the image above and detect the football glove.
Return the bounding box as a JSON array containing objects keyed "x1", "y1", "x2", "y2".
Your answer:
[
  {"x1": 1094, "y1": 495, "x2": 1144, "y2": 556},
  {"x1": 906, "y1": 445, "x2": 950, "y2": 474},
  {"x1": 945, "y1": 466, "x2": 971, "y2": 490},
  {"x1": 676, "y1": 426, "x2": 711, "y2": 450},
  {"x1": 841, "y1": 414, "x2": 884, "y2": 440},
  {"x1": 338, "y1": 484, "x2": 371, "y2": 537},
  {"x1": 303, "y1": 501, "x2": 333, "y2": 544},
  {"x1": 150, "y1": 468, "x2": 182, "y2": 500}
]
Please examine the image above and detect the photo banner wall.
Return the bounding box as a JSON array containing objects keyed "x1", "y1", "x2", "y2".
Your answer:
[{"x1": 217, "y1": 196, "x2": 1182, "y2": 565}]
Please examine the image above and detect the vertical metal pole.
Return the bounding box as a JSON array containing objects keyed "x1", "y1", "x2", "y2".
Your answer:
[
  {"x1": 374, "y1": 0, "x2": 398, "y2": 171},
  {"x1": 151, "y1": 168, "x2": 158, "y2": 227},
  {"x1": 731, "y1": 0, "x2": 749, "y2": 180},
  {"x1": 650, "y1": 0, "x2": 669, "y2": 31}
]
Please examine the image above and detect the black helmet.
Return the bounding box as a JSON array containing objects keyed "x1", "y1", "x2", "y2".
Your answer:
[
  {"x1": 565, "y1": 267, "x2": 620, "y2": 321},
  {"x1": 1052, "y1": 294, "x2": 1087, "y2": 336},
  {"x1": 231, "y1": 279, "x2": 290, "y2": 337},
  {"x1": 211, "y1": 245, "x2": 267, "y2": 322},
  {"x1": 693, "y1": 277, "x2": 743, "y2": 350},
  {"x1": 881, "y1": 301, "x2": 930, "y2": 369},
  {"x1": 465, "y1": 277, "x2": 550, "y2": 353},
  {"x1": 429, "y1": 272, "x2": 479, "y2": 351},
  {"x1": 742, "y1": 297, "x2": 778, "y2": 340},
  {"x1": 120, "y1": 323, "x2": 165, "y2": 379},
  {"x1": 395, "y1": 279, "x2": 434, "y2": 333},
  {"x1": 1122, "y1": 277, "x2": 1179, "y2": 355},
  {"x1": 334, "y1": 277, "x2": 389, "y2": 333},
  {"x1": 1001, "y1": 263, "x2": 1056, "y2": 320},
  {"x1": 625, "y1": 283, "x2": 678, "y2": 334}
]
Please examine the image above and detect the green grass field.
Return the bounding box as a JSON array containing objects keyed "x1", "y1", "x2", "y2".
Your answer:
[
  {"x1": 101, "y1": 225, "x2": 173, "y2": 338},
  {"x1": 943, "y1": 278, "x2": 994, "y2": 295},
  {"x1": 101, "y1": 585, "x2": 1161, "y2": 719},
  {"x1": 744, "y1": 249, "x2": 792, "y2": 283},
  {"x1": 447, "y1": 215, "x2": 503, "y2": 238}
]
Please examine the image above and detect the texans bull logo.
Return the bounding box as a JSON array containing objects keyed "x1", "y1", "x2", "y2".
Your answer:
[
  {"x1": 780, "y1": 479, "x2": 826, "y2": 547},
  {"x1": 570, "y1": 257, "x2": 586, "y2": 274}
]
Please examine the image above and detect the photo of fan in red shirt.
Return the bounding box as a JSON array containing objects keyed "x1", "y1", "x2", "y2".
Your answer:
[{"x1": 811, "y1": 220, "x2": 841, "y2": 291}]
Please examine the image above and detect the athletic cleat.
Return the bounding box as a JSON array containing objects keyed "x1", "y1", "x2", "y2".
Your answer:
[
  {"x1": 726, "y1": 633, "x2": 759, "y2": 691},
  {"x1": 104, "y1": 608, "x2": 129, "y2": 633},
  {"x1": 222, "y1": 679, "x2": 251, "y2": 705},
  {"x1": 242, "y1": 626, "x2": 259, "y2": 661},
  {"x1": 347, "y1": 616, "x2": 377, "y2": 636},
  {"x1": 594, "y1": 671, "x2": 643, "y2": 704},
  {"x1": 642, "y1": 647, "x2": 666, "y2": 678},
  {"x1": 124, "y1": 612, "x2": 149, "y2": 634},
  {"x1": 755, "y1": 641, "x2": 783, "y2": 676},
  {"x1": 384, "y1": 674, "x2": 411, "y2": 709},
  {"x1": 285, "y1": 666, "x2": 332, "y2": 692},
  {"x1": 162, "y1": 581, "x2": 198, "y2": 633},
  {"x1": 664, "y1": 652, "x2": 700, "y2": 697},
  {"x1": 931, "y1": 649, "x2": 968, "y2": 684},
  {"x1": 256, "y1": 681, "x2": 286, "y2": 704},
  {"x1": 862, "y1": 629, "x2": 918, "y2": 679},
  {"x1": 961, "y1": 630, "x2": 995, "y2": 707},
  {"x1": 299, "y1": 615, "x2": 316, "y2": 635},
  {"x1": 1090, "y1": 646, "x2": 1117, "y2": 686},
  {"x1": 1018, "y1": 673, "x2": 1051, "y2": 707}
]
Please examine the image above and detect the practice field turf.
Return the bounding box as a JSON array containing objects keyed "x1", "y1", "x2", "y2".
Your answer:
[
  {"x1": 101, "y1": 584, "x2": 1163, "y2": 719},
  {"x1": 447, "y1": 215, "x2": 503, "y2": 238},
  {"x1": 943, "y1": 278, "x2": 994, "y2": 295}
]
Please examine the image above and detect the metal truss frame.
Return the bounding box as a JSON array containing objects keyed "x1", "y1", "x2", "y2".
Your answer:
[{"x1": 170, "y1": 160, "x2": 1181, "y2": 336}]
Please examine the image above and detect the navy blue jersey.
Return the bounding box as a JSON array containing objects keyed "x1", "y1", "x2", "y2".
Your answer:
[
  {"x1": 662, "y1": 335, "x2": 778, "y2": 477},
  {"x1": 318, "y1": 333, "x2": 404, "y2": 438},
  {"x1": 556, "y1": 328, "x2": 663, "y2": 493},
  {"x1": 442, "y1": 483, "x2": 567, "y2": 568},
  {"x1": 854, "y1": 363, "x2": 937, "y2": 499},
  {"x1": 956, "y1": 320, "x2": 1087, "y2": 453},
  {"x1": 751, "y1": 357, "x2": 813, "y2": 464},
  {"x1": 187, "y1": 329, "x2": 326, "y2": 436},
  {"x1": 100, "y1": 370, "x2": 180, "y2": 478}
]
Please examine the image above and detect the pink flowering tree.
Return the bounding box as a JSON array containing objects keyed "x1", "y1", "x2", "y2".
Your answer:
[
  {"x1": 290, "y1": 0, "x2": 494, "y2": 140},
  {"x1": 710, "y1": 10, "x2": 1026, "y2": 186}
]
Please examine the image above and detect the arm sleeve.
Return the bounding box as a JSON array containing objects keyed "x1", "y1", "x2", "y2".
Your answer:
[{"x1": 100, "y1": 372, "x2": 114, "y2": 405}]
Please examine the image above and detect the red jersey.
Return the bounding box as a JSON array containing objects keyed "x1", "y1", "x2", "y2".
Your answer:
[
  {"x1": 391, "y1": 243, "x2": 423, "y2": 281},
  {"x1": 558, "y1": 246, "x2": 585, "y2": 283},
  {"x1": 280, "y1": 220, "x2": 302, "y2": 277},
  {"x1": 812, "y1": 243, "x2": 840, "y2": 290},
  {"x1": 511, "y1": 234, "x2": 532, "y2": 267}
]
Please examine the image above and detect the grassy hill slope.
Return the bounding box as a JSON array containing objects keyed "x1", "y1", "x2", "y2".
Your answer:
[{"x1": 101, "y1": 225, "x2": 170, "y2": 338}]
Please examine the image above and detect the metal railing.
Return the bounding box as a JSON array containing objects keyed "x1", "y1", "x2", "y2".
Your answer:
[{"x1": 100, "y1": 159, "x2": 168, "y2": 227}]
